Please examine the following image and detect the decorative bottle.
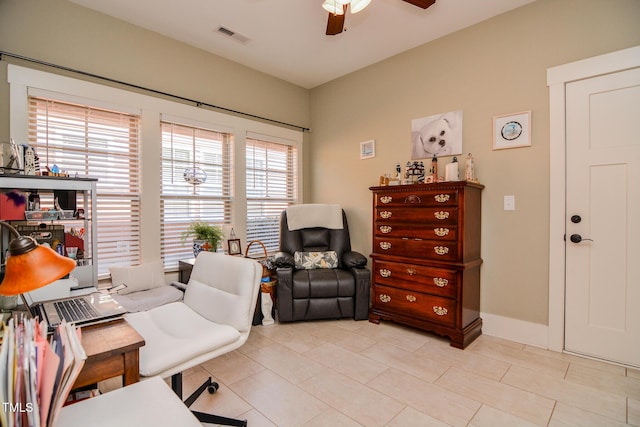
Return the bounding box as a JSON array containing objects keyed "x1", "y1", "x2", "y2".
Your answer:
[
  {"x1": 445, "y1": 157, "x2": 460, "y2": 181},
  {"x1": 431, "y1": 155, "x2": 438, "y2": 182},
  {"x1": 465, "y1": 153, "x2": 476, "y2": 182}
]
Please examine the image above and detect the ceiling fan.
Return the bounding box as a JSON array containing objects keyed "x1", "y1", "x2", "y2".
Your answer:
[{"x1": 324, "y1": 0, "x2": 436, "y2": 36}]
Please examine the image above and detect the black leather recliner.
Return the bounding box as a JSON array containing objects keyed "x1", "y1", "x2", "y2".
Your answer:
[{"x1": 274, "y1": 209, "x2": 370, "y2": 322}]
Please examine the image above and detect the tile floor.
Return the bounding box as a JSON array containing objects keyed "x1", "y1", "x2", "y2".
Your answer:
[{"x1": 104, "y1": 319, "x2": 640, "y2": 426}]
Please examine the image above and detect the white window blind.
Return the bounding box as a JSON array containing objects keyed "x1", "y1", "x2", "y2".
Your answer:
[
  {"x1": 28, "y1": 97, "x2": 142, "y2": 276},
  {"x1": 246, "y1": 137, "x2": 298, "y2": 255},
  {"x1": 160, "y1": 121, "x2": 233, "y2": 270}
]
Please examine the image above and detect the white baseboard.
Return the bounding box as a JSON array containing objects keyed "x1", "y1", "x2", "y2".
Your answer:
[{"x1": 481, "y1": 312, "x2": 549, "y2": 349}]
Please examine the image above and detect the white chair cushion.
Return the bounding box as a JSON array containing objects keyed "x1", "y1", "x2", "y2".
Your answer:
[
  {"x1": 184, "y1": 279, "x2": 253, "y2": 332},
  {"x1": 112, "y1": 286, "x2": 183, "y2": 312},
  {"x1": 186, "y1": 252, "x2": 262, "y2": 332},
  {"x1": 109, "y1": 260, "x2": 166, "y2": 295},
  {"x1": 126, "y1": 302, "x2": 241, "y2": 377}
]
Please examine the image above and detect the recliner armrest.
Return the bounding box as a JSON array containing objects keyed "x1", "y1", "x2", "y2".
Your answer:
[
  {"x1": 342, "y1": 251, "x2": 367, "y2": 268},
  {"x1": 274, "y1": 251, "x2": 295, "y2": 268}
]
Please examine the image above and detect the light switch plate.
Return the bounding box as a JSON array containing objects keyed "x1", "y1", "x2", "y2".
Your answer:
[{"x1": 504, "y1": 195, "x2": 515, "y2": 211}]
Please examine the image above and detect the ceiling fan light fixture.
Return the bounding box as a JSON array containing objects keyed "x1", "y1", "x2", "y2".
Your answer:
[
  {"x1": 322, "y1": 0, "x2": 346, "y2": 15},
  {"x1": 349, "y1": 0, "x2": 371, "y2": 13}
]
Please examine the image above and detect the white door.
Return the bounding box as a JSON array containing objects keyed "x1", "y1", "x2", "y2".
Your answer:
[{"x1": 564, "y1": 67, "x2": 640, "y2": 367}]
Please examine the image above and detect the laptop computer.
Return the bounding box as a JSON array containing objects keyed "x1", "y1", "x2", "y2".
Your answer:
[{"x1": 24, "y1": 292, "x2": 127, "y2": 329}]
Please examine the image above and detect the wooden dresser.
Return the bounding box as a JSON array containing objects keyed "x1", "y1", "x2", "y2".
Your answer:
[{"x1": 369, "y1": 181, "x2": 484, "y2": 349}]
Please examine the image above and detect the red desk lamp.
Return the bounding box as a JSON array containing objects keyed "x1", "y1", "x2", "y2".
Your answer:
[{"x1": 0, "y1": 221, "x2": 76, "y2": 299}]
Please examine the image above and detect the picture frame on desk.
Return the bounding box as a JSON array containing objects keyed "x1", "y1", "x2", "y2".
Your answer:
[{"x1": 227, "y1": 238, "x2": 242, "y2": 255}]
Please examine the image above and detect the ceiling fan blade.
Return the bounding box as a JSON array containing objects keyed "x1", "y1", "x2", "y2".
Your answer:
[
  {"x1": 402, "y1": 0, "x2": 436, "y2": 9},
  {"x1": 325, "y1": 5, "x2": 347, "y2": 36}
]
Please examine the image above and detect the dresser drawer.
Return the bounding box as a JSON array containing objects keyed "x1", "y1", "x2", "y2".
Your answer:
[
  {"x1": 375, "y1": 207, "x2": 458, "y2": 225},
  {"x1": 374, "y1": 237, "x2": 458, "y2": 262},
  {"x1": 375, "y1": 190, "x2": 459, "y2": 207},
  {"x1": 373, "y1": 284, "x2": 456, "y2": 327},
  {"x1": 373, "y1": 260, "x2": 457, "y2": 298},
  {"x1": 374, "y1": 222, "x2": 457, "y2": 241}
]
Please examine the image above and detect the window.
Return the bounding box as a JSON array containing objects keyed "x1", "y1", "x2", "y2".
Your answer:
[
  {"x1": 160, "y1": 121, "x2": 233, "y2": 269},
  {"x1": 246, "y1": 137, "x2": 298, "y2": 255},
  {"x1": 11, "y1": 65, "x2": 304, "y2": 278},
  {"x1": 28, "y1": 97, "x2": 142, "y2": 276}
]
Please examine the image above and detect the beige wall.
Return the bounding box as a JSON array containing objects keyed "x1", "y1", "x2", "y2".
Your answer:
[
  {"x1": 0, "y1": 0, "x2": 310, "y2": 164},
  {"x1": 308, "y1": 0, "x2": 640, "y2": 325}
]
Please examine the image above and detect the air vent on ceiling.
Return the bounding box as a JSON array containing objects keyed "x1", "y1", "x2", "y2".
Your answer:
[{"x1": 216, "y1": 26, "x2": 250, "y2": 44}]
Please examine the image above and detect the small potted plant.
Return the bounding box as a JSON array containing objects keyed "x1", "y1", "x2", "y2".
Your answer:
[{"x1": 181, "y1": 221, "x2": 224, "y2": 257}]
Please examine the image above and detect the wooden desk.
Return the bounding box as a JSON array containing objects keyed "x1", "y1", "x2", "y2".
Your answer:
[{"x1": 73, "y1": 319, "x2": 145, "y2": 389}]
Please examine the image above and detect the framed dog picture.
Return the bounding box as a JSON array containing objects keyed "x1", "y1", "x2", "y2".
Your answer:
[
  {"x1": 493, "y1": 111, "x2": 531, "y2": 150},
  {"x1": 411, "y1": 110, "x2": 463, "y2": 160}
]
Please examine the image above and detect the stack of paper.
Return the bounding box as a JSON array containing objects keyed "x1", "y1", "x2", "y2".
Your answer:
[{"x1": 0, "y1": 314, "x2": 87, "y2": 427}]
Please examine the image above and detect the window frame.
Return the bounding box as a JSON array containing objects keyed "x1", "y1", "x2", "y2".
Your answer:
[
  {"x1": 8, "y1": 64, "x2": 303, "y2": 278},
  {"x1": 160, "y1": 120, "x2": 234, "y2": 270},
  {"x1": 245, "y1": 135, "x2": 299, "y2": 255},
  {"x1": 27, "y1": 96, "x2": 143, "y2": 276}
]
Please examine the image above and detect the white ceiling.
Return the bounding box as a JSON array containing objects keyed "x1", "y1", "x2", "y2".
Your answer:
[{"x1": 69, "y1": 0, "x2": 535, "y2": 89}]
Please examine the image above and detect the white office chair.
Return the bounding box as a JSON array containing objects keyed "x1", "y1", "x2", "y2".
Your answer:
[{"x1": 126, "y1": 252, "x2": 262, "y2": 427}]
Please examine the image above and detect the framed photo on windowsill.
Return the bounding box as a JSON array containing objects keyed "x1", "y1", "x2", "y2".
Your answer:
[
  {"x1": 493, "y1": 111, "x2": 531, "y2": 150},
  {"x1": 227, "y1": 238, "x2": 242, "y2": 255}
]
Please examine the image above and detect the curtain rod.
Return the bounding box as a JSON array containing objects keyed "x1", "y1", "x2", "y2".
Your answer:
[{"x1": 0, "y1": 50, "x2": 310, "y2": 133}]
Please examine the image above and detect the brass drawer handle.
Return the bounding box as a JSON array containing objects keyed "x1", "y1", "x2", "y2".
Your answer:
[
  {"x1": 380, "y1": 211, "x2": 392, "y2": 219},
  {"x1": 433, "y1": 278, "x2": 449, "y2": 287},
  {"x1": 379, "y1": 269, "x2": 391, "y2": 278},
  {"x1": 380, "y1": 196, "x2": 393, "y2": 204},
  {"x1": 380, "y1": 242, "x2": 392, "y2": 250},
  {"x1": 434, "y1": 227, "x2": 450, "y2": 237},
  {"x1": 380, "y1": 294, "x2": 391, "y2": 303},
  {"x1": 433, "y1": 306, "x2": 448, "y2": 316},
  {"x1": 406, "y1": 295, "x2": 417, "y2": 303},
  {"x1": 404, "y1": 195, "x2": 422, "y2": 204},
  {"x1": 379, "y1": 225, "x2": 392, "y2": 234},
  {"x1": 406, "y1": 268, "x2": 417, "y2": 275},
  {"x1": 434, "y1": 211, "x2": 450, "y2": 220},
  {"x1": 434, "y1": 246, "x2": 449, "y2": 255},
  {"x1": 434, "y1": 194, "x2": 450, "y2": 203}
]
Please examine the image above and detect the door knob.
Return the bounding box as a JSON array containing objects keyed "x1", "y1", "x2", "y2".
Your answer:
[{"x1": 570, "y1": 234, "x2": 593, "y2": 243}]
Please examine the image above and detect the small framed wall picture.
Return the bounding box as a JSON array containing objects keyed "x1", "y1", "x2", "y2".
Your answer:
[
  {"x1": 228, "y1": 238, "x2": 242, "y2": 255},
  {"x1": 493, "y1": 111, "x2": 531, "y2": 150},
  {"x1": 360, "y1": 139, "x2": 375, "y2": 159}
]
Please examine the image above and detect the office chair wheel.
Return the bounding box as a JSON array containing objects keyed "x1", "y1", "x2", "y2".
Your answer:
[{"x1": 207, "y1": 382, "x2": 219, "y2": 394}]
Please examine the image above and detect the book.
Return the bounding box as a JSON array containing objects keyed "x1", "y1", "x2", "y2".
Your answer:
[{"x1": 1, "y1": 315, "x2": 86, "y2": 427}]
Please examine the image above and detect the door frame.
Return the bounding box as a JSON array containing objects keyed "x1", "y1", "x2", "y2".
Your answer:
[{"x1": 547, "y1": 45, "x2": 640, "y2": 353}]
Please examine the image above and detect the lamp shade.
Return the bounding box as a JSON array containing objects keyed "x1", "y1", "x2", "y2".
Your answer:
[{"x1": 0, "y1": 236, "x2": 76, "y2": 296}]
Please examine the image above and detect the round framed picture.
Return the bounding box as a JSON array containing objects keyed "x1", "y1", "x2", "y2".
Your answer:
[{"x1": 493, "y1": 111, "x2": 531, "y2": 150}]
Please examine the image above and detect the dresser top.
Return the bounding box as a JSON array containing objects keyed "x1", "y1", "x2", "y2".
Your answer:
[{"x1": 370, "y1": 180, "x2": 484, "y2": 192}]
